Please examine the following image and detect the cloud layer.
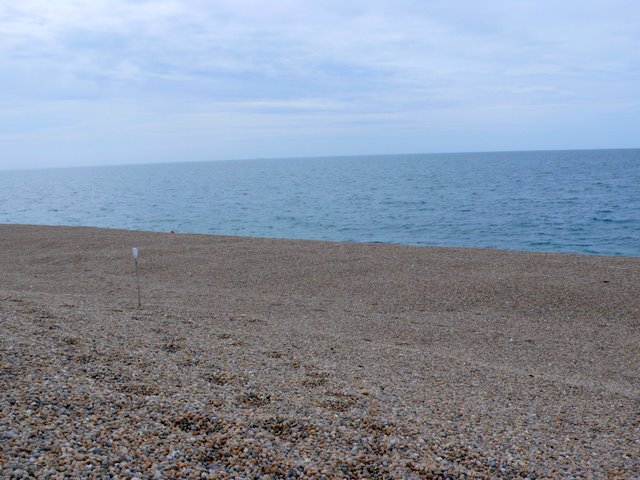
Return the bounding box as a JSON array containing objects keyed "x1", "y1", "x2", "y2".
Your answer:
[{"x1": 1, "y1": 0, "x2": 639, "y2": 168}]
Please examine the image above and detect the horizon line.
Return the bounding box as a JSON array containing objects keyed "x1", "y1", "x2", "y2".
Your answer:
[{"x1": 2, "y1": 145, "x2": 638, "y2": 173}]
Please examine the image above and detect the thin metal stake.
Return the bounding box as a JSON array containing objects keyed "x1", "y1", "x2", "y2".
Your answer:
[{"x1": 133, "y1": 248, "x2": 141, "y2": 308}]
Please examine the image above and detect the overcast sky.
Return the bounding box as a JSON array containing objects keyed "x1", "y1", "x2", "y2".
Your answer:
[{"x1": 1, "y1": 0, "x2": 639, "y2": 169}]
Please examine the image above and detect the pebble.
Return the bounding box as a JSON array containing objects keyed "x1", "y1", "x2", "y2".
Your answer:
[{"x1": 2, "y1": 268, "x2": 638, "y2": 479}]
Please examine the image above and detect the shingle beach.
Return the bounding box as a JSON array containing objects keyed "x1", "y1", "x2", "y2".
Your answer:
[{"x1": 1, "y1": 225, "x2": 639, "y2": 479}]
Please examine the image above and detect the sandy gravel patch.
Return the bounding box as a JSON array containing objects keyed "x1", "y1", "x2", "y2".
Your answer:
[{"x1": 1, "y1": 225, "x2": 639, "y2": 478}]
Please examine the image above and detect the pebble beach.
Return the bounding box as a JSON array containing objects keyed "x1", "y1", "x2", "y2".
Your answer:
[{"x1": 1, "y1": 224, "x2": 639, "y2": 479}]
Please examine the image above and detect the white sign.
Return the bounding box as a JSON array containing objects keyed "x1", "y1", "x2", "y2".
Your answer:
[{"x1": 132, "y1": 247, "x2": 139, "y2": 258}]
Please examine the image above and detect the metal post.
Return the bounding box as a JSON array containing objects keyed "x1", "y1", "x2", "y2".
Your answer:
[{"x1": 132, "y1": 248, "x2": 141, "y2": 308}]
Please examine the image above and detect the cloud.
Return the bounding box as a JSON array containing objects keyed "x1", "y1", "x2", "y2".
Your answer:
[{"x1": 0, "y1": 0, "x2": 639, "y2": 168}]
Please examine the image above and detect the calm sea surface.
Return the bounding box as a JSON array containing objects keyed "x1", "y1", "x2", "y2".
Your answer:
[{"x1": 1, "y1": 149, "x2": 639, "y2": 256}]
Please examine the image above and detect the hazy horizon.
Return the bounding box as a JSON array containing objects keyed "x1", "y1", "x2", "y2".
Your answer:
[{"x1": 2, "y1": 146, "x2": 639, "y2": 173}]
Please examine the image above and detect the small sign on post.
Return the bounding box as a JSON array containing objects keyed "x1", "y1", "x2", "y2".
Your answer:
[{"x1": 132, "y1": 248, "x2": 141, "y2": 308}]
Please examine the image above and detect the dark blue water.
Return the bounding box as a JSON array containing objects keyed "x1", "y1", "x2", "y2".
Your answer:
[{"x1": 1, "y1": 149, "x2": 639, "y2": 256}]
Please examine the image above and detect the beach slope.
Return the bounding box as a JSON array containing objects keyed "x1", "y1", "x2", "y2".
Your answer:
[{"x1": 1, "y1": 225, "x2": 638, "y2": 478}]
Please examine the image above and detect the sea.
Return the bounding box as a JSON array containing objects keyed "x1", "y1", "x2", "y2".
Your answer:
[{"x1": 1, "y1": 149, "x2": 639, "y2": 257}]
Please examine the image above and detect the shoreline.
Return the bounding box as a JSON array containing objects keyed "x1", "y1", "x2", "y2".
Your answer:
[
  {"x1": 2, "y1": 222, "x2": 638, "y2": 259},
  {"x1": 1, "y1": 224, "x2": 639, "y2": 477}
]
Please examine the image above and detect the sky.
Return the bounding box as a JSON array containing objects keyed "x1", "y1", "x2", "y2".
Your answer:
[{"x1": 1, "y1": 0, "x2": 639, "y2": 170}]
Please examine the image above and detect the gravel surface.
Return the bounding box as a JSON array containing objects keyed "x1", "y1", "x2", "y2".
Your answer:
[{"x1": 1, "y1": 224, "x2": 639, "y2": 479}]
